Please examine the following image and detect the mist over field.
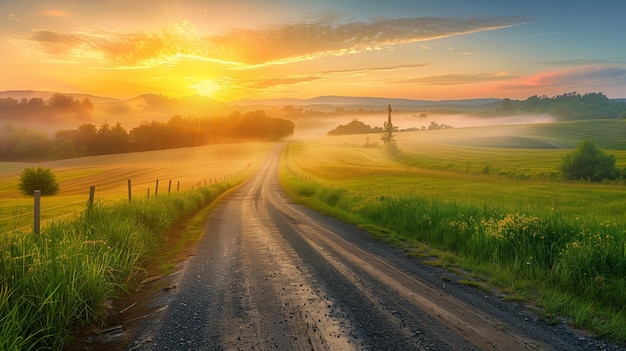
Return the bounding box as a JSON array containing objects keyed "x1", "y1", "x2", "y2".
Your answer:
[
  {"x1": 291, "y1": 112, "x2": 556, "y2": 137},
  {"x1": 1, "y1": 91, "x2": 555, "y2": 139}
]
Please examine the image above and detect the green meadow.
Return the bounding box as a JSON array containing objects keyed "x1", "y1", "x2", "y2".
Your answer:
[
  {"x1": 282, "y1": 119, "x2": 626, "y2": 343},
  {"x1": 0, "y1": 142, "x2": 271, "y2": 350}
]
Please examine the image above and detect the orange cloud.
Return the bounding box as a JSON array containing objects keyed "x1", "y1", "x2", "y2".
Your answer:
[
  {"x1": 207, "y1": 16, "x2": 525, "y2": 66},
  {"x1": 31, "y1": 30, "x2": 83, "y2": 55},
  {"x1": 41, "y1": 10, "x2": 70, "y2": 17},
  {"x1": 30, "y1": 16, "x2": 526, "y2": 69}
]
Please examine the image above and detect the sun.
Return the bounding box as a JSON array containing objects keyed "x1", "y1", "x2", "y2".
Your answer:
[{"x1": 191, "y1": 80, "x2": 221, "y2": 97}]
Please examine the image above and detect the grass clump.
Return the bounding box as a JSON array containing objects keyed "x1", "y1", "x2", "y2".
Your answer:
[{"x1": 0, "y1": 183, "x2": 231, "y2": 350}]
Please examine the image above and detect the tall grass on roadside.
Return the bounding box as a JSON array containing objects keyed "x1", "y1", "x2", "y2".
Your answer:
[
  {"x1": 0, "y1": 183, "x2": 230, "y2": 350},
  {"x1": 281, "y1": 172, "x2": 626, "y2": 342}
]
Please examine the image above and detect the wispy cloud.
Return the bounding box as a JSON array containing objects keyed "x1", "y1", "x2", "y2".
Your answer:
[
  {"x1": 249, "y1": 76, "x2": 322, "y2": 89},
  {"x1": 31, "y1": 30, "x2": 84, "y2": 54},
  {"x1": 30, "y1": 16, "x2": 526, "y2": 68},
  {"x1": 542, "y1": 57, "x2": 618, "y2": 66},
  {"x1": 396, "y1": 72, "x2": 517, "y2": 86},
  {"x1": 238, "y1": 64, "x2": 427, "y2": 90},
  {"x1": 321, "y1": 64, "x2": 427, "y2": 76}
]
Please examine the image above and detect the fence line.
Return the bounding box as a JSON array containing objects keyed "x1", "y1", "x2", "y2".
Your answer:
[
  {"x1": 0, "y1": 199, "x2": 86, "y2": 224},
  {"x1": 34, "y1": 190, "x2": 40, "y2": 235},
  {"x1": 0, "y1": 213, "x2": 27, "y2": 223},
  {"x1": 1, "y1": 170, "x2": 246, "y2": 237},
  {"x1": 38, "y1": 200, "x2": 86, "y2": 214}
]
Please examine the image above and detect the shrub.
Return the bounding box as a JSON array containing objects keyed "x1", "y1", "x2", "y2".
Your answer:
[
  {"x1": 18, "y1": 167, "x2": 60, "y2": 196},
  {"x1": 559, "y1": 140, "x2": 619, "y2": 182}
]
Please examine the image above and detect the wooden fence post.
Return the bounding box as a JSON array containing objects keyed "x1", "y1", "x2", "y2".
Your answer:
[
  {"x1": 128, "y1": 179, "x2": 132, "y2": 202},
  {"x1": 155, "y1": 179, "x2": 159, "y2": 197},
  {"x1": 33, "y1": 190, "x2": 41, "y2": 235},
  {"x1": 88, "y1": 186, "x2": 95, "y2": 211},
  {"x1": 177, "y1": 181, "x2": 180, "y2": 192},
  {"x1": 168, "y1": 180, "x2": 172, "y2": 194}
]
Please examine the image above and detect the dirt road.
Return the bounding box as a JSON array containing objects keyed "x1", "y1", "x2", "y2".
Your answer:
[{"x1": 126, "y1": 143, "x2": 623, "y2": 350}]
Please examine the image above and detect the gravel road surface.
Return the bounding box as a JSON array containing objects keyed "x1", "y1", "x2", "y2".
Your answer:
[{"x1": 122, "y1": 143, "x2": 625, "y2": 351}]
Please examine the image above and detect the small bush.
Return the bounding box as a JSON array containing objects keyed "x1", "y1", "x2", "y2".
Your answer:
[
  {"x1": 559, "y1": 140, "x2": 619, "y2": 182},
  {"x1": 18, "y1": 167, "x2": 59, "y2": 196}
]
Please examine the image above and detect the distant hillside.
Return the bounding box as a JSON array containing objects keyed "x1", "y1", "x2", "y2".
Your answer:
[
  {"x1": 232, "y1": 95, "x2": 500, "y2": 111},
  {"x1": 3, "y1": 90, "x2": 625, "y2": 134},
  {"x1": 0, "y1": 90, "x2": 119, "y2": 104}
]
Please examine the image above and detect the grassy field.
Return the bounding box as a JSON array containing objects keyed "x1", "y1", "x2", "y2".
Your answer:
[
  {"x1": 0, "y1": 142, "x2": 272, "y2": 350},
  {"x1": 282, "y1": 119, "x2": 626, "y2": 343},
  {"x1": 0, "y1": 143, "x2": 272, "y2": 234},
  {"x1": 1, "y1": 118, "x2": 625, "y2": 347}
]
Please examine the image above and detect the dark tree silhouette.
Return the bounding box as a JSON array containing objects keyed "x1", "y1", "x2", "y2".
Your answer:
[
  {"x1": 381, "y1": 105, "x2": 400, "y2": 156},
  {"x1": 327, "y1": 119, "x2": 381, "y2": 135},
  {"x1": 381, "y1": 105, "x2": 396, "y2": 145}
]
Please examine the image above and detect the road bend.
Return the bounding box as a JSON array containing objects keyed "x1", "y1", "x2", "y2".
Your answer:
[{"x1": 140, "y1": 143, "x2": 591, "y2": 350}]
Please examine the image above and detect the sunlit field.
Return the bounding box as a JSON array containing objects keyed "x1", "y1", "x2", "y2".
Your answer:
[
  {"x1": 282, "y1": 119, "x2": 626, "y2": 342},
  {"x1": 0, "y1": 142, "x2": 272, "y2": 349},
  {"x1": 0, "y1": 142, "x2": 272, "y2": 233}
]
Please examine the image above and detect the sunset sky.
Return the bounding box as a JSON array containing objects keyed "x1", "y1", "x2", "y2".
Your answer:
[{"x1": 1, "y1": 0, "x2": 625, "y2": 101}]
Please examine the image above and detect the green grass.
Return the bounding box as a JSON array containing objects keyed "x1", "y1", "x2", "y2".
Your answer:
[
  {"x1": 281, "y1": 120, "x2": 626, "y2": 343},
  {"x1": 0, "y1": 142, "x2": 270, "y2": 350},
  {"x1": 0, "y1": 182, "x2": 235, "y2": 350}
]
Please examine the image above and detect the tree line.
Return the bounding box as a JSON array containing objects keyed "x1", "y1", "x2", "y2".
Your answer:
[
  {"x1": 498, "y1": 92, "x2": 626, "y2": 120},
  {"x1": 0, "y1": 93, "x2": 94, "y2": 121},
  {"x1": 0, "y1": 111, "x2": 294, "y2": 161},
  {"x1": 327, "y1": 118, "x2": 452, "y2": 136}
]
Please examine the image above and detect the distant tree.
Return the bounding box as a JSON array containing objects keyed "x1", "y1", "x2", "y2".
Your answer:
[
  {"x1": 515, "y1": 91, "x2": 626, "y2": 120},
  {"x1": 81, "y1": 97, "x2": 94, "y2": 113},
  {"x1": 48, "y1": 93, "x2": 77, "y2": 112},
  {"x1": 501, "y1": 98, "x2": 514, "y2": 113},
  {"x1": 18, "y1": 167, "x2": 59, "y2": 196},
  {"x1": 93, "y1": 121, "x2": 130, "y2": 154},
  {"x1": 47, "y1": 138, "x2": 79, "y2": 160},
  {"x1": 559, "y1": 140, "x2": 619, "y2": 182},
  {"x1": 130, "y1": 120, "x2": 167, "y2": 151},
  {"x1": 381, "y1": 105, "x2": 401, "y2": 156},
  {"x1": 327, "y1": 119, "x2": 377, "y2": 135},
  {"x1": 0, "y1": 126, "x2": 52, "y2": 161},
  {"x1": 427, "y1": 121, "x2": 454, "y2": 130},
  {"x1": 381, "y1": 105, "x2": 396, "y2": 145},
  {"x1": 27, "y1": 97, "x2": 46, "y2": 109}
]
